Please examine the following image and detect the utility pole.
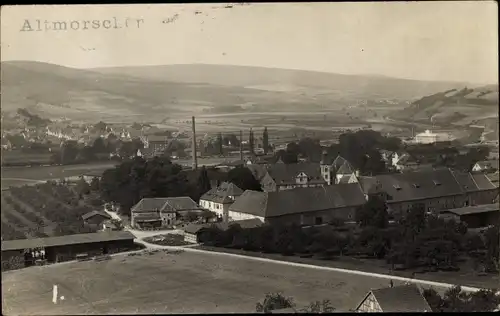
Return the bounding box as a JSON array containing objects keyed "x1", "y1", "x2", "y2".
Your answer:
[
  {"x1": 239, "y1": 130, "x2": 243, "y2": 161},
  {"x1": 191, "y1": 116, "x2": 198, "y2": 170}
]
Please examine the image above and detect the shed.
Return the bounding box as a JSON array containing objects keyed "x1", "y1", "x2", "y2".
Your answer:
[{"x1": 439, "y1": 203, "x2": 500, "y2": 228}]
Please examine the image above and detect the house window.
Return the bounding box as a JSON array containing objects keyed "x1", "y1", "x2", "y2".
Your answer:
[{"x1": 315, "y1": 217, "x2": 323, "y2": 225}]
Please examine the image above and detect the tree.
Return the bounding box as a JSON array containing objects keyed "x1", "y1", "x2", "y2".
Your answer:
[
  {"x1": 217, "y1": 133, "x2": 223, "y2": 155},
  {"x1": 275, "y1": 149, "x2": 298, "y2": 164},
  {"x1": 223, "y1": 133, "x2": 240, "y2": 147},
  {"x1": 89, "y1": 177, "x2": 100, "y2": 191},
  {"x1": 75, "y1": 178, "x2": 91, "y2": 197},
  {"x1": 355, "y1": 195, "x2": 388, "y2": 228},
  {"x1": 483, "y1": 225, "x2": 499, "y2": 272},
  {"x1": 60, "y1": 140, "x2": 79, "y2": 164},
  {"x1": 249, "y1": 128, "x2": 255, "y2": 155},
  {"x1": 255, "y1": 292, "x2": 295, "y2": 313},
  {"x1": 92, "y1": 137, "x2": 107, "y2": 154},
  {"x1": 301, "y1": 300, "x2": 336, "y2": 313},
  {"x1": 263, "y1": 127, "x2": 269, "y2": 155},
  {"x1": 197, "y1": 166, "x2": 212, "y2": 195},
  {"x1": 227, "y1": 166, "x2": 262, "y2": 191},
  {"x1": 93, "y1": 121, "x2": 107, "y2": 133}
]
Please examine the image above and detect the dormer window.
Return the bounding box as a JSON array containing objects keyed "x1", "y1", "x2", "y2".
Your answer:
[
  {"x1": 393, "y1": 184, "x2": 402, "y2": 190},
  {"x1": 412, "y1": 183, "x2": 420, "y2": 188},
  {"x1": 433, "y1": 180, "x2": 441, "y2": 186}
]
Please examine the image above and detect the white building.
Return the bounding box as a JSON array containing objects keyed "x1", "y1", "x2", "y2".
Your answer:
[
  {"x1": 415, "y1": 130, "x2": 438, "y2": 144},
  {"x1": 199, "y1": 182, "x2": 244, "y2": 221}
]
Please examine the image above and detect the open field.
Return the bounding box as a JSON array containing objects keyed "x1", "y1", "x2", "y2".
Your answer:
[
  {"x1": 197, "y1": 246, "x2": 500, "y2": 290},
  {"x1": 2, "y1": 250, "x2": 446, "y2": 315},
  {"x1": 1, "y1": 162, "x2": 119, "y2": 189}
]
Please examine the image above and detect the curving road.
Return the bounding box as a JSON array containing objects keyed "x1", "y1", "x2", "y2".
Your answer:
[{"x1": 132, "y1": 238, "x2": 484, "y2": 294}]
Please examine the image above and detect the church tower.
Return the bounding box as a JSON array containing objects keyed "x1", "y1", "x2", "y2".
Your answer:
[{"x1": 320, "y1": 150, "x2": 333, "y2": 185}]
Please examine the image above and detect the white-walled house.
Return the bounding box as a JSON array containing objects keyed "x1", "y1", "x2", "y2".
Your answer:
[{"x1": 199, "y1": 182, "x2": 244, "y2": 221}]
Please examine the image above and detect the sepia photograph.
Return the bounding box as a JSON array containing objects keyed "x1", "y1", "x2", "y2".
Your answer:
[{"x1": 1, "y1": 2, "x2": 499, "y2": 314}]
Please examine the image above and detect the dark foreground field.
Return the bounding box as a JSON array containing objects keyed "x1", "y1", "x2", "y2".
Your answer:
[{"x1": 1, "y1": 250, "x2": 442, "y2": 315}]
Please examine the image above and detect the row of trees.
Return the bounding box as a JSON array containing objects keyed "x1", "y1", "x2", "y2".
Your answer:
[
  {"x1": 201, "y1": 197, "x2": 499, "y2": 274},
  {"x1": 274, "y1": 130, "x2": 490, "y2": 174},
  {"x1": 275, "y1": 130, "x2": 401, "y2": 175},
  {"x1": 423, "y1": 286, "x2": 500, "y2": 312},
  {"x1": 256, "y1": 293, "x2": 335, "y2": 313},
  {"x1": 53, "y1": 137, "x2": 144, "y2": 165}
]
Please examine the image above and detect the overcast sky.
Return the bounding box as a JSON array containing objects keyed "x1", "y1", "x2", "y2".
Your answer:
[{"x1": 1, "y1": 2, "x2": 498, "y2": 84}]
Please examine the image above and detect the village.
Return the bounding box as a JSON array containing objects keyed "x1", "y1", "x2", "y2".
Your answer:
[{"x1": 2, "y1": 115, "x2": 499, "y2": 313}]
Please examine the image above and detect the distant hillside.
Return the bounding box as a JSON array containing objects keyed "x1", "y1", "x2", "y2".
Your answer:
[
  {"x1": 2, "y1": 61, "x2": 470, "y2": 122},
  {"x1": 94, "y1": 63, "x2": 468, "y2": 100},
  {"x1": 391, "y1": 85, "x2": 499, "y2": 126}
]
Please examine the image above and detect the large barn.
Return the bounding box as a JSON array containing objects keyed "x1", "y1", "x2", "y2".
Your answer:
[{"x1": 1, "y1": 231, "x2": 137, "y2": 271}]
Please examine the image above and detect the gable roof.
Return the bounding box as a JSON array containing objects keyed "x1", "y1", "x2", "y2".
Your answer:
[
  {"x1": 200, "y1": 182, "x2": 244, "y2": 203},
  {"x1": 332, "y1": 155, "x2": 348, "y2": 171},
  {"x1": 266, "y1": 163, "x2": 325, "y2": 185},
  {"x1": 81, "y1": 210, "x2": 112, "y2": 221},
  {"x1": 486, "y1": 171, "x2": 499, "y2": 187},
  {"x1": 132, "y1": 197, "x2": 200, "y2": 213},
  {"x1": 475, "y1": 160, "x2": 499, "y2": 170},
  {"x1": 162, "y1": 197, "x2": 201, "y2": 212},
  {"x1": 1, "y1": 231, "x2": 136, "y2": 251},
  {"x1": 229, "y1": 184, "x2": 366, "y2": 218},
  {"x1": 132, "y1": 198, "x2": 173, "y2": 213},
  {"x1": 337, "y1": 161, "x2": 354, "y2": 175},
  {"x1": 356, "y1": 284, "x2": 432, "y2": 312},
  {"x1": 246, "y1": 165, "x2": 269, "y2": 181},
  {"x1": 369, "y1": 169, "x2": 474, "y2": 203},
  {"x1": 470, "y1": 173, "x2": 497, "y2": 190}
]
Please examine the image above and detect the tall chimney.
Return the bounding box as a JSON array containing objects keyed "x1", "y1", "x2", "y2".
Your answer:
[
  {"x1": 191, "y1": 116, "x2": 198, "y2": 170},
  {"x1": 239, "y1": 130, "x2": 243, "y2": 162}
]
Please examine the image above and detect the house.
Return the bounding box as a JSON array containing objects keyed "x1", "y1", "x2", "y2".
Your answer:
[
  {"x1": 259, "y1": 163, "x2": 327, "y2": 192},
  {"x1": 81, "y1": 170, "x2": 105, "y2": 183},
  {"x1": 472, "y1": 160, "x2": 499, "y2": 173},
  {"x1": 357, "y1": 168, "x2": 498, "y2": 218},
  {"x1": 354, "y1": 284, "x2": 432, "y2": 312},
  {"x1": 82, "y1": 211, "x2": 112, "y2": 228},
  {"x1": 100, "y1": 219, "x2": 121, "y2": 232},
  {"x1": 414, "y1": 130, "x2": 439, "y2": 144},
  {"x1": 199, "y1": 182, "x2": 244, "y2": 221},
  {"x1": 143, "y1": 135, "x2": 170, "y2": 156},
  {"x1": 228, "y1": 184, "x2": 367, "y2": 225},
  {"x1": 161, "y1": 196, "x2": 206, "y2": 220},
  {"x1": 439, "y1": 203, "x2": 499, "y2": 229},
  {"x1": 183, "y1": 218, "x2": 264, "y2": 244},
  {"x1": 130, "y1": 197, "x2": 205, "y2": 229}
]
